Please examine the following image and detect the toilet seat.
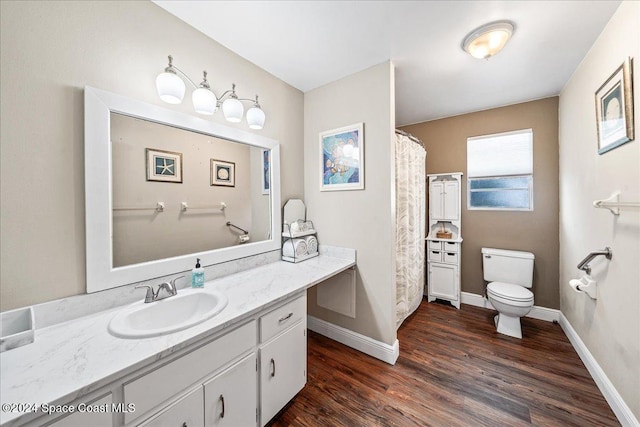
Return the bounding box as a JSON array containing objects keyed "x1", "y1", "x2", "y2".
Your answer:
[{"x1": 487, "y1": 281, "x2": 534, "y2": 303}]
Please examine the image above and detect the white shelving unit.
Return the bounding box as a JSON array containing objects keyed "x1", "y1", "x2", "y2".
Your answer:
[
  {"x1": 281, "y1": 225, "x2": 319, "y2": 263},
  {"x1": 281, "y1": 199, "x2": 319, "y2": 263},
  {"x1": 426, "y1": 172, "x2": 463, "y2": 309}
]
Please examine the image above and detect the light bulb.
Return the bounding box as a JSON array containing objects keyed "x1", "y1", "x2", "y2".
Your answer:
[
  {"x1": 462, "y1": 21, "x2": 514, "y2": 59},
  {"x1": 156, "y1": 72, "x2": 185, "y2": 104},
  {"x1": 246, "y1": 106, "x2": 265, "y2": 129},
  {"x1": 192, "y1": 87, "x2": 217, "y2": 115},
  {"x1": 222, "y1": 98, "x2": 244, "y2": 123}
]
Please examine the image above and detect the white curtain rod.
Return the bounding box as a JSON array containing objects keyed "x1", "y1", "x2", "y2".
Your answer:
[{"x1": 395, "y1": 129, "x2": 424, "y2": 148}]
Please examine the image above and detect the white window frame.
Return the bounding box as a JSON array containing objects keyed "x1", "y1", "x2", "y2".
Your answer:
[{"x1": 467, "y1": 129, "x2": 534, "y2": 211}]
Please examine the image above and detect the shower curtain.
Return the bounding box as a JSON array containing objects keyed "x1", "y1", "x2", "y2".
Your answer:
[{"x1": 395, "y1": 131, "x2": 426, "y2": 328}]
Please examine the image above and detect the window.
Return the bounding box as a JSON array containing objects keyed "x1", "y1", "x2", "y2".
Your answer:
[{"x1": 467, "y1": 129, "x2": 533, "y2": 210}]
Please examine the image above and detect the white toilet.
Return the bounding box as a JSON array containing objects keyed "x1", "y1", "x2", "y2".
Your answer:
[{"x1": 481, "y1": 248, "x2": 535, "y2": 339}]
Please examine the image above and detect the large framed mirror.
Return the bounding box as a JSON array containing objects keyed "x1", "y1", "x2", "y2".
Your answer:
[{"x1": 84, "y1": 86, "x2": 281, "y2": 293}]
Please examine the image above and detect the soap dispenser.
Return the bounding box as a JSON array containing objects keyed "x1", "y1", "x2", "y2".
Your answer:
[{"x1": 191, "y1": 258, "x2": 204, "y2": 288}]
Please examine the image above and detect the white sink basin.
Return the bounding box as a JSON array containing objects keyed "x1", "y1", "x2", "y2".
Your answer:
[{"x1": 108, "y1": 289, "x2": 228, "y2": 339}]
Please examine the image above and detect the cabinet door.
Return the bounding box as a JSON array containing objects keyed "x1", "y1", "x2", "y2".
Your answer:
[
  {"x1": 137, "y1": 387, "x2": 204, "y2": 427},
  {"x1": 204, "y1": 353, "x2": 257, "y2": 427},
  {"x1": 443, "y1": 181, "x2": 459, "y2": 220},
  {"x1": 429, "y1": 181, "x2": 444, "y2": 219},
  {"x1": 259, "y1": 321, "x2": 306, "y2": 426},
  {"x1": 428, "y1": 263, "x2": 458, "y2": 300}
]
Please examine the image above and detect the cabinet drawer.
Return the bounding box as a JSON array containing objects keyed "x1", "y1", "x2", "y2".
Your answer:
[
  {"x1": 260, "y1": 294, "x2": 306, "y2": 343},
  {"x1": 137, "y1": 387, "x2": 203, "y2": 427},
  {"x1": 428, "y1": 250, "x2": 442, "y2": 262},
  {"x1": 443, "y1": 252, "x2": 459, "y2": 264},
  {"x1": 428, "y1": 241, "x2": 442, "y2": 251},
  {"x1": 443, "y1": 241, "x2": 458, "y2": 253},
  {"x1": 124, "y1": 320, "x2": 256, "y2": 424},
  {"x1": 49, "y1": 394, "x2": 112, "y2": 427}
]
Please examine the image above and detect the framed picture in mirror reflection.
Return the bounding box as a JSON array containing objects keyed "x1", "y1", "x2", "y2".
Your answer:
[
  {"x1": 211, "y1": 159, "x2": 235, "y2": 187},
  {"x1": 145, "y1": 148, "x2": 183, "y2": 183},
  {"x1": 262, "y1": 149, "x2": 270, "y2": 195}
]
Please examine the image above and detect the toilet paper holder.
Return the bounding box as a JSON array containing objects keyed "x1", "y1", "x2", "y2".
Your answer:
[{"x1": 570, "y1": 276, "x2": 597, "y2": 300}]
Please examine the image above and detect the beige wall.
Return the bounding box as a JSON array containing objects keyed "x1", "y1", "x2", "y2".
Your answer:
[
  {"x1": 402, "y1": 97, "x2": 560, "y2": 309},
  {"x1": 304, "y1": 62, "x2": 397, "y2": 346},
  {"x1": 0, "y1": 1, "x2": 304, "y2": 311},
  {"x1": 559, "y1": 1, "x2": 639, "y2": 420}
]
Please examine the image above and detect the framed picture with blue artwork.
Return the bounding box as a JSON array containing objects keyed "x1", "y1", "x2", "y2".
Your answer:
[
  {"x1": 211, "y1": 159, "x2": 235, "y2": 187},
  {"x1": 319, "y1": 122, "x2": 364, "y2": 191},
  {"x1": 262, "y1": 149, "x2": 270, "y2": 195},
  {"x1": 146, "y1": 148, "x2": 182, "y2": 183}
]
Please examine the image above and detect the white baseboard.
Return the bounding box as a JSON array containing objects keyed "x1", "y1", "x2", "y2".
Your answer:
[
  {"x1": 307, "y1": 315, "x2": 399, "y2": 365},
  {"x1": 460, "y1": 292, "x2": 560, "y2": 322},
  {"x1": 559, "y1": 314, "x2": 639, "y2": 427}
]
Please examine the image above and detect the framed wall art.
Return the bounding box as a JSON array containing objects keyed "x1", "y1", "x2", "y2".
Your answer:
[
  {"x1": 319, "y1": 122, "x2": 364, "y2": 191},
  {"x1": 595, "y1": 57, "x2": 634, "y2": 154},
  {"x1": 211, "y1": 159, "x2": 235, "y2": 187},
  {"x1": 146, "y1": 148, "x2": 183, "y2": 183}
]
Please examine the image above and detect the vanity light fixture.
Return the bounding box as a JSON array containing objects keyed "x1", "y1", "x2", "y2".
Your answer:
[
  {"x1": 156, "y1": 55, "x2": 266, "y2": 129},
  {"x1": 462, "y1": 21, "x2": 514, "y2": 59}
]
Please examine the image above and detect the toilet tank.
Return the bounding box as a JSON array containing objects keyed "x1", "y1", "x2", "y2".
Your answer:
[{"x1": 481, "y1": 248, "x2": 535, "y2": 288}]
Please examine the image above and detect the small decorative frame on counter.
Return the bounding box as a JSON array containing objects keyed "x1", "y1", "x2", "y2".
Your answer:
[
  {"x1": 146, "y1": 148, "x2": 183, "y2": 183},
  {"x1": 211, "y1": 159, "x2": 235, "y2": 187},
  {"x1": 595, "y1": 56, "x2": 634, "y2": 154}
]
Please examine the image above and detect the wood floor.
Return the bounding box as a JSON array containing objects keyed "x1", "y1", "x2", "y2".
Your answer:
[{"x1": 269, "y1": 299, "x2": 619, "y2": 427}]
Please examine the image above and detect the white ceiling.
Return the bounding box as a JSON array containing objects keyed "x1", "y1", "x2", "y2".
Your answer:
[{"x1": 154, "y1": 1, "x2": 621, "y2": 126}]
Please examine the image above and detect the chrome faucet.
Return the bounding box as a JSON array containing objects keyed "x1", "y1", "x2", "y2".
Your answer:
[{"x1": 135, "y1": 276, "x2": 182, "y2": 303}]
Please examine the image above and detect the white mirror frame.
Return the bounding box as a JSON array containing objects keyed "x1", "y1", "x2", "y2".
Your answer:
[{"x1": 84, "y1": 86, "x2": 281, "y2": 293}]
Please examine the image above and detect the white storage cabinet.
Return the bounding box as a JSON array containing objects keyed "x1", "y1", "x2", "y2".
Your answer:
[{"x1": 426, "y1": 173, "x2": 463, "y2": 309}]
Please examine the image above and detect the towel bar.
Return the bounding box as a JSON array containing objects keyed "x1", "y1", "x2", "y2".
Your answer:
[{"x1": 593, "y1": 192, "x2": 640, "y2": 215}]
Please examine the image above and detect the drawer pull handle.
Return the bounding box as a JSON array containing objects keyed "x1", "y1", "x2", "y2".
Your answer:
[
  {"x1": 270, "y1": 358, "x2": 276, "y2": 377},
  {"x1": 447, "y1": 253, "x2": 455, "y2": 256},
  {"x1": 278, "y1": 312, "x2": 293, "y2": 323},
  {"x1": 219, "y1": 394, "x2": 225, "y2": 419}
]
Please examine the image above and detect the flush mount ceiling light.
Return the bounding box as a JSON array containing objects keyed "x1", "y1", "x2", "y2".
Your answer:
[
  {"x1": 462, "y1": 21, "x2": 515, "y2": 59},
  {"x1": 156, "y1": 55, "x2": 266, "y2": 129}
]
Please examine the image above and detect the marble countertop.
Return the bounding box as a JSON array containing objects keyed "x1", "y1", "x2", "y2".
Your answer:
[{"x1": 0, "y1": 253, "x2": 355, "y2": 426}]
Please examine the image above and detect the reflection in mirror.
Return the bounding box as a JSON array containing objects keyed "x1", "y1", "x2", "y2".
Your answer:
[
  {"x1": 111, "y1": 113, "x2": 271, "y2": 268},
  {"x1": 84, "y1": 86, "x2": 280, "y2": 293}
]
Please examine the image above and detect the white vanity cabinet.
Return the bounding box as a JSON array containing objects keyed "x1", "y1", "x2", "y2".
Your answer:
[
  {"x1": 259, "y1": 295, "x2": 307, "y2": 426},
  {"x1": 32, "y1": 293, "x2": 308, "y2": 427},
  {"x1": 124, "y1": 321, "x2": 256, "y2": 426}
]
